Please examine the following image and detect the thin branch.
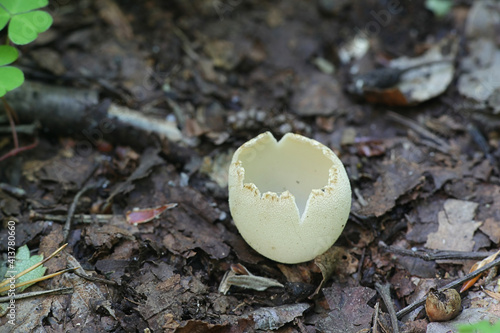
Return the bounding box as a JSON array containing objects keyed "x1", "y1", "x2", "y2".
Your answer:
[
  {"x1": 372, "y1": 301, "x2": 380, "y2": 333},
  {"x1": 72, "y1": 270, "x2": 119, "y2": 286},
  {"x1": 379, "y1": 241, "x2": 495, "y2": 261},
  {"x1": 1, "y1": 97, "x2": 18, "y2": 148},
  {"x1": 386, "y1": 111, "x2": 451, "y2": 153},
  {"x1": 31, "y1": 211, "x2": 114, "y2": 224},
  {"x1": 0, "y1": 137, "x2": 38, "y2": 162},
  {"x1": 62, "y1": 174, "x2": 103, "y2": 243},
  {"x1": 375, "y1": 282, "x2": 399, "y2": 333},
  {"x1": 0, "y1": 287, "x2": 73, "y2": 303}
]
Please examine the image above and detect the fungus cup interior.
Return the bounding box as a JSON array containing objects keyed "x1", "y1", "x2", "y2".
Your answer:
[{"x1": 238, "y1": 134, "x2": 332, "y2": 217}]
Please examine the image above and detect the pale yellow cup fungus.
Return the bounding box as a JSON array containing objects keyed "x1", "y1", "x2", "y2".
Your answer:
[{"x1": 228, "y1": 132, "x2": 351, "y2": 264}]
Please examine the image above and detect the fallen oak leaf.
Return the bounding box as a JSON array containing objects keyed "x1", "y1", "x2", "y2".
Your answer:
[
  {"x1": 460, "y1": 249, "x2": 500, "y2": 293},
  {"x1": 126, "y1": 203, "x2": 178, "y2": 225}
]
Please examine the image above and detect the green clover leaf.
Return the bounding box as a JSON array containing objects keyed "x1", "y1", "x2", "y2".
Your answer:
[
  {"x1": 0, "y1": 0, "x2": 53, "y2": 45},
  {"x1": 0, "y1": 45, "x2": 24, "y2": 97}
]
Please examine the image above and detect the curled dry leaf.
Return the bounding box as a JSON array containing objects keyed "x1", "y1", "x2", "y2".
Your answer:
[
  {"x1": 126, "y1": 203, "x2": 178, "y2": 225},
  {"x1": 218, "y1": 263, "x2": 284, "y2": 295},
  {"x1": 460, "y1": 249, "x2": 500, "y2": 293}
]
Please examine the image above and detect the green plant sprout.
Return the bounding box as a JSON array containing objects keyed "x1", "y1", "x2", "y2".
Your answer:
[
  {"x1": 0, "y1": 45, "x2": 23, "y2": 97},
  {"x1": 458, "y1": 320, "x2": 500, "y2": 333},
  {"x1": 0, "y1": 0, "x2": 53, "y2": 161},
  {"x1": 0, "y1": 0, "x2": 53, "y2": 96}
]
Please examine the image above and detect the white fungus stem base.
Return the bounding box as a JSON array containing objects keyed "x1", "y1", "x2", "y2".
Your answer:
[{"x1": 228, "y1": 132, "x2": 351, "y2": 264}]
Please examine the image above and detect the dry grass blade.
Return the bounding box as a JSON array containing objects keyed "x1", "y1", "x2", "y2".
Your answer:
[{"x1": 0, "y1": 268, "x2": 75, "y2": 294}]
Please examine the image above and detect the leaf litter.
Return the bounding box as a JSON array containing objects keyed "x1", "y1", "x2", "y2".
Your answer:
[{"x1": 1, "y1": 1, "x2": 500, "y2": 332}]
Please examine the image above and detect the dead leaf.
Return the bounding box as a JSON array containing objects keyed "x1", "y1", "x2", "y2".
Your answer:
[
  {"x1": 356, "y1": 157, "x2": 424, "y2": 217},
  {"x1": 219, "y1": 264, "x2": 284, "y2": 295},
  {"x1": 311, "y1": 246, "x2": 358, "y2": 297},
  {"x1": 106, "y1": 147, "x2": 165, "y2": 204},
  {"x1": 480, "y1": 217, "x2": 500, "y2": 244},
  {"x1": 126, "y1": 203, "x2": 178, "y2": 224},
  {"x1": 460, "y1": 249, "x2": 500, "y2": 292},
  {"x1": 426, "y1": 199, "x2": 481, "y2": 252},
  {"x1": 315, "y1": 285, "x2": 376, "y2": 333},
  {"x1": 291, "y1": 72, "x2": 350, "y2": 116},
  {"x1": 250, "y1": 303, "x2": 310, "y2": 330}
]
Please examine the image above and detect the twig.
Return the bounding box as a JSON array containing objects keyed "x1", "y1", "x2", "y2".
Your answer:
[
  {"x1": 356, "y1": 247, "x2": 366, "y2": 282},
  {"x1": 467, "y1": 123, "x2": 498, "y2": 174},
  {"x1": 396, "y1": 256, "x2": 500, "y2": 319},
  {"x1": 62, "y1": 174, "x2": 103, "y2": 243},
  {"x1": 172, "y1": 25, "x2": 199, "y2": 61},
  {"x1": 372, "y1": 301, "x2": 380, "y2": 333},
  {"x1": 386, "y1": 111, "x2": 451, "y2": 153},
  {"x1": 1, "y1": 97, "x2": 18, "y2": 149},
  {"x1": 0, "y1": 123, "x2": 37, "y2": 135},
  {"x1": 375, "y1": 282, "x2": 399, "y2": 333},
  {"x1": 31, "y1": 211, "x2": 113, "y2": 224},
  {"x1": 0, "y1": 183, "x2": 26, "y2": 198},
  {"x1": 379, "y1": 241, "x2": 496, "y2": 261},
  {"x1": 72, "y1": 270, "x2": 119, "y2": 286},
  {"x1": 0, "y1": 287, "x2": 73, "y2": 303},
  {"x1": 0, "y1": 137, "x2": 39, "y2": 162}
]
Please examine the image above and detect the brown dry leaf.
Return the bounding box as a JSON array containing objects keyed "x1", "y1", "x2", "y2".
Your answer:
[
  {"x1": 251, "y1": 303, "x2": 310, "y2": 330},
  {"x1": 84, "y1": 224, "x2": 135, "y2": 249},
  {"x1": 33, "y1": 254, "x2": 116, "y2": 332},
  {"x1": 291, "y1": 72, "x2": 350, "y2": 116},
  {"x1": 36, "y1": 154, "x2": 97, "y2": 191},
  {"x1": 389, "y1": 270, "x2": 416, "y2": 299},
  {"x1": 425, "y1": 199, "x2": 481, "y2": 251},
  {"x1": 144, "y1": 166, "x2": 230, "y2": 260},
  {"x1": 357, "y1": 157, "x2": 424, "y2": 217},
  {"x1": 1, "y1": 290, "x2": 54, "y2": 332},
  {"x1": 315, "y1": 285, "x2": 375, "y2": 333},
  {"x1": 480, "y1": 217, "x2": 500, "y2": 244},
  {"x1": 277, "y1": 263, "x2": 314, "y2": 284},
  {"x1": 311, "y1": 246, "x2": 358, "y2": 297},
  {"x1": 107, "y1": 147, "x2": 164, "y2": 203},
  {"x1": 96, "y1": 0, "x2": 133, "y2": 40},
  {"x1": 174, "y1": 318, "x2": 253, "y2": 333}
]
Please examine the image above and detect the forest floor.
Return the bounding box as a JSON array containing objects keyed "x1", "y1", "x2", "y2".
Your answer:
[{"x1": 1, "y1": 0, "x2": 500, "y2": 332}]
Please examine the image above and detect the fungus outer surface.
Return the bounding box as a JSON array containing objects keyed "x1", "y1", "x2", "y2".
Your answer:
[{"x1": 228, "y1": 132, "x2": 352, "y2": 264}]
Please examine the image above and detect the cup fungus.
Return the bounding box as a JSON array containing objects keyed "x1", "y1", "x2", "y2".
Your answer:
[{"x1": 228, "y1": 132, "x2": 351, "y2": 264}]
